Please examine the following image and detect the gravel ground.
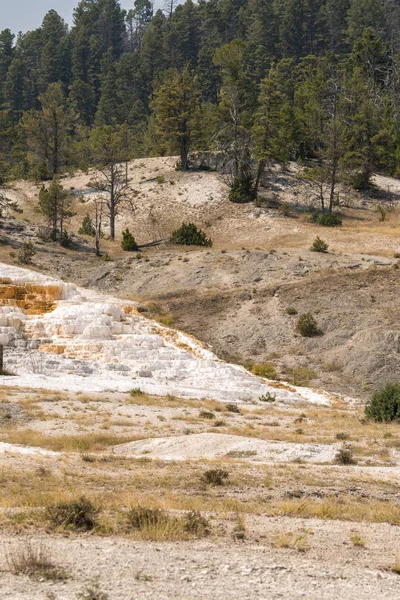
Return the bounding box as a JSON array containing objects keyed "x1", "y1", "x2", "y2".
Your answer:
[{"x1": 1, "y1": 518, "x2": 400, "y2": 600}]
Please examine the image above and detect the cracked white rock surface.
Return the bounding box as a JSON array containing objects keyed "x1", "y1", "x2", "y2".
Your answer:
[{"x1": 0, "y1": 263, "x2": 332, "y2": 404}]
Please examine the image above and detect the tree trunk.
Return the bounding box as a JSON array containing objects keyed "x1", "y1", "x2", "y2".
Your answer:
[
  {"x1": 254, "y1": 159, "x2": 266, "y2": 197},
  {"x1": 328, "y1": 161, "x2": 337, "y2": 213},
  {"x1": 110, "y1": 170, "x2": 116, "y2": 240},
  {"x1": 180, "y1": 137, "x2": 189, "y2": 171},
  {"x1": 52, "y1": 118, "x2": 59, "y2": 176}
]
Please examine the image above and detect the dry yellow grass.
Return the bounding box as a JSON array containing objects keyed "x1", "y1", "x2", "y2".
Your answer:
[{"x1": 0, "y1": 430, "x2": 140, "y2": 452}]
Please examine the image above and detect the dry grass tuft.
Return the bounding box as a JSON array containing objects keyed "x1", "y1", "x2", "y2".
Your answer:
[
  {"x1": 350, "y1": 531, "x2": 367, "y2": 547},
  {"x1": 6, "y1": 541, "x2": 68, "y2": 580},
  {"x1": 271, "y1": 531, "x2": 310, "y2": 552},
  {"x1": 126, "y1": 507, "x2": 210, "y2": 541}
]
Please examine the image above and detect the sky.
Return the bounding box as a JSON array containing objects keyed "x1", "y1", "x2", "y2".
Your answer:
[{"x1": 1, "y1": 0, "x2": 159, "y2": 35}]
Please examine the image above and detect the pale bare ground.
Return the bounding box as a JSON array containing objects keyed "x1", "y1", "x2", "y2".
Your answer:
[
  {"x1": 1, "y1": 387, "x2": 400, "y2": 597},
  {"x1": 1, "y1": 519, "x2": 400, "y2": 600}
]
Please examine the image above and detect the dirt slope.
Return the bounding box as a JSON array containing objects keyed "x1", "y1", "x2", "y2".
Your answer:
[{"x1": 3, "y1": 157, "x2": 400, "y2": 399}]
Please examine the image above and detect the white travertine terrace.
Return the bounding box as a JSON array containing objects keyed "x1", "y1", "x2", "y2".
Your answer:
[{"x1": 0, "y1": 263, "x2": 332, "y2": 405}]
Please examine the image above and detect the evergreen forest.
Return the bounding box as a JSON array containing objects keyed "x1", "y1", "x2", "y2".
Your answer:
[{"x1": 1, "y1": 0, "x2": 400, "y2": 205}]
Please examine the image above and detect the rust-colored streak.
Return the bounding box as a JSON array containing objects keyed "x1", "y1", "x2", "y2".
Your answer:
[{"x1": 0, "y1": 283, "x2": 61, "y2": 314}]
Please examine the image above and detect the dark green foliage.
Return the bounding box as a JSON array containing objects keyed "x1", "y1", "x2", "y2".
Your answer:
[
  {"x1": 317, "y1": 213, "x2": 342, "y2": 227},
  {"x1": 259, "y1": 392, "x2": 276, "y2": 403},
  {"x1": 121, "y1": 228, "x2": 139, "y2": 251},
  {"x1": 285, "y1": 307, "x2": 298, "y2": 315},
  {"x1": 46, "y1": 496, "x2": 99, "y2": 531},
  {"x1": 170, "y1": 223, "x2": 212, "y2": 247},
  {"x1": 365, "y1": 383, "x2": 400, "y2": 422},
  {"x1": 78, "y1": 215, "x2": 96, "y2": 237},
  {"x1": 60, "y1": 230, "x2": 73, "y2": 248},
  {"x1": 310, "y1": 236, "x2": 329, "y2": 253},
  {"x1": 296, "y1": 313, "x2": 322, "y2": 337},
  {"x1": 229, "y1": 176, "x2": 255, "y2": 204},
  {"x1": 0, "y1": 0, "x2": 399, "y2": 190}
]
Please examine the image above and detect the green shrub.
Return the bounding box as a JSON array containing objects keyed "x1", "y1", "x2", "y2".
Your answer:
[
  {"x1": 170, "y1": 222, "x2": 212, "y2": 247},
  {"x1": 285, "y1": 307, "x2": 298, "y2": 316},
  {"x1": 60, "y1": 230, "x2": 73, "y2": 248},
  {"x1": 365, "y1": 383, "x2": 400, "y2": 422},
  {"x1": 259, "y1": 392, "x2": 276, "y2": 403},
  {"x1": 279, "y1": 202, "x2": 291, "y2": 217},
  {"x1": 18, "y1": 242, "x2": 36, "y2": 265},
  {"x1": 317, "y1": 213, "x2": 342, "y2": 227},
  {"x1": 296, "y1": 313, "x2": 321, "y2": 337},
  {"x1": 310, "y1": 236, "x2": 329, "y2": 253},
  {"x1": 155, "y1": 175, "x2": 165, "y2": 184},
  {"x1": 377, "y1": 205, "x2": 386, "y2": 222},
  {"x1": 78, "y1": 215, "x2": 96, "y2": 237},
  {"x1": 46, "y1": 496, "x2": 99, "y2": 531},
  {"x1": 252, "y1": 363, "x2": 277, "y2": 379},
  {"x1": 229, "y1": 176, "x2": 254, "y2": 204},
  {"x1": 121, "y1": 228, "x2": 139, "y2": 251}
]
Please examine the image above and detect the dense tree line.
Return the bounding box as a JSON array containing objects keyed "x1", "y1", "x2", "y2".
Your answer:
[{"x1": 1, "y1": 0, "x2": 400, "y2": 209}]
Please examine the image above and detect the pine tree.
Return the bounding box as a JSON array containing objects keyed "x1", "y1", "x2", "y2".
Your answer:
[
  {"x1": 38, "y1": 10, "x2": 70, "y2": 92},
  {"x1": 22, "y1": 82, "x2": 76, "y2": 178},
  {"x1": 347, "y1": 0, "x2": 386, "y2": 43},
  {"x1": 38, "y1": 178, "x2": 72, "y2": 242},
  {"x1": 151, "y1": 66, "x2": 200, "y2": 170},
  {"x1": 0, "y1": 29, "x2": 14, "y2": 107},
  {"x1": 252, "y1": 73, "x2": 291, "y2": 194}
]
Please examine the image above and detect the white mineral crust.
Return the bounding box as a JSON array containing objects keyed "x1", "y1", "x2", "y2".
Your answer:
[{"x1": 0, "y1": 263, "x2": 331, "y2": 405}]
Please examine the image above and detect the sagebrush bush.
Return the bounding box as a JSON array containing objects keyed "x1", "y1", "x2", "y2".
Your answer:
[
  {"x1": 121, "y1": 228, "x2": 139, "y2": 251},
  {"x1": 365, "y1": 383, "x2": 400, "y2": 422},
  {"x1": 285, "y1": 307, "x2": 298, "y2": 316},
  {"x1": 201, "y1": 469, "x2": 229, "y2": 486},
  {"x1": 296, "y1": 313, "x2": 321, "y2": 337},
  {"x1": 225, "y1": 403, "x2": 241, "y2": 413},
  {"x1": 335, "y1": 444, "x2": 357, "y2": 465},
  {"x1": 46, "y1": 496, "x2": 99, "y2": 531},
  {"x1": 170, "y1": 222, "x2": 212, "y2": 246},
  {"x1": 310, "y1": 236, "x2": 329, "y2": 253},
  {"x1": 18, "y1": 241, "x2": 36, "y2": 264},
  {"x1": 183, "y1": 511, "x2": 210, "y2": 536},
  {"x1": 317, "y1": 212, "x2": 342, "y2": 227}
]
